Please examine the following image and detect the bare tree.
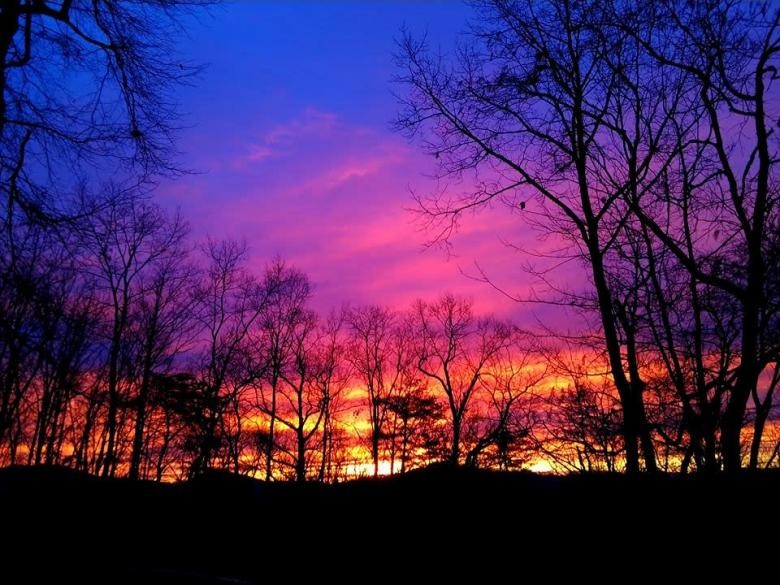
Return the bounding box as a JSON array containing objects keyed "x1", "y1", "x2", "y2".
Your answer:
[
  {"x1": 0, "y1": 0, "x2": 212, "y2": 231},
  {"x1": 27, "y1": 254, "x2": 100, "y2": 467},
  {"x1": 346, "y1": 305, "x2": 415, "y2": 476},
  {"x1": 254, "y1": 260, "x2": 311, "y2": 480},
  {"x1": 548, "y1": 381, "x2": 625, "y2": 473},
  {"x1": 188, "y1": 239, "x2": 272, "y2": 477},
  {"x1": 614, "y1": 1, "x2": 780, "y2": 470},
  {"x1": 464, "y1": 336, "x2": 545, "y2": 470},
  {"x1": 413, "y1": 294, "x2": 511, "y2": 465},
  {"x1": 395, "y1": 0, "x2": 677, "y2": 471},
  {"x1": 79, "y1": 192, "x2": 185, "y2": 477},
  {"x1": 259, "y1": 306, "x2": 316, "y2": 482},
  {"x1": 263, "y1": 310, "x2": 349, "y2": 482},
  {"x1": 0, "y1": 215, "x2": 100, "y2": 463},
  {"x1": 126, "y1": 222, "x2": 196, "y2": 479},
  {"x1": 314, "y1": 312, "x2": 350, "y2": 482}
]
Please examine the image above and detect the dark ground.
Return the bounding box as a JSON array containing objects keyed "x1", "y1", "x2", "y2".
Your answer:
[{"x1": 1, "y1": 464, "x2": 777, "y2": 583}]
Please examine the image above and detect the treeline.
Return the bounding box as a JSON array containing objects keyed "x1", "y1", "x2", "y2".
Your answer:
[
  {"x1": 0, "y1": 198, "x2": 582, "y2": 479},
  {"x1": 0, "y1": 198, "x2": 590, "y2": 479},
  {"x1": 0, "y1": 197, "x2": 777, "y2": 479},
  {"x1": 1, "y1": 1, "x2": 779, "y2": 479}
]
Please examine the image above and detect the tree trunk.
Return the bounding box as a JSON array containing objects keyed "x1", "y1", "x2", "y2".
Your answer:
[
  {"x1": 0, "y1": 0, "x2": 22, "y2": 137},
  {"x1": 450, "y1": 415, "x2": 461, "y2": 465},
  {"x1": 265, "y1": 371, "x2": 278, "y2": 481},
  {"x1": 721, "y1": 294, "x2": 760, "y2": 471}
]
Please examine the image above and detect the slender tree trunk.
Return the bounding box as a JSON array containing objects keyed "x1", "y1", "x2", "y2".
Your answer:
[
  {"x1": 103, "y1": 310, "x2": 126, "y2": 477},
  {"x1": 572, "y1": 58, "x2": 644, "y2": 471},
  {"x1": 389, "y1": 412, "x2": 398, "y2": 475},
  {"x1": 621, "y1": 312, "x2": 658, "y2": 473},
  {"x1": 721, "y1": 297, "x2": 760, "y2": 471},
  {"x1": 371, "y1": 412, "x2": 380, "y2": 477},
  {"x1": 129, "y1": 301, "x2": 162, "y2": 480},
  {"x1": 451, "y1": 415, "x2": 461, "y2": 465},
  {"x1": 749, "y1": 366, "x2": 779, "y2": 469},
  {"x1": 749, "y1": 408, "x2": 769, "y2": 469},
  {"x1": 129, "y1": 380, "x2": 150, "y2": 480},
  {"x1": 129, "y1": 364, "x2": 155, "y2": 480},
  {"x1": 265, "y1": 371, "x2": 278, "y2": 481},
  {"x1": 721, "y1": 57, "x2": 771, "y2": 471},
  {"x1": 296, "y1": 427, "x2": 306, "y2": 482},
  {"x1": 589, "y1": 246, "x2": 640, "y2": 473},
  {"x1": 318, "y1": 412, "x2": 329, "y2": 482},
  {"x1": 400, "y1": 418, "x2": 409, "y2": 474}
]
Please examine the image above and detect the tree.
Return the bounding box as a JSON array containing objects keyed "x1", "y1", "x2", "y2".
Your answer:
[
  {"x1": 0, "y1": 0, "x2": 211, "y2": 230},
  {"x1": 188, "y1": 239, "x2": 273, "y2": 477},
  {"x1": 547, "y1": 382, "x2": 625, "y2": 473},
  {"x1": 126, "y1": 222, "x2": 196, "y2": 479},
  {"x1": 254, "y1": 260, "x2": 312, "y2": 480},
  {"x1": 395, "y1": 0, "x2": 671, "y2": 471},
  {"x1": 464, "y1": 337, "x2": 545, "y2": 470},
  {"x1": 0, "y1": 0, "x2": 214, "y2": 477},
  {"x1": 259, "y1": 306, "x2": 316, "y2": 482},
  {"x1": 27, "y1": 250, "x2": 99, "y2": 467},
  {"x1": 412, "y1": 294, "x2": 511, "y2": 464},
  {"x1": 313, "y1": 312, "x2": 350, "y2": 482},
  {"x1": 383, "y1": 386, "x2": 443, "y2": 474},
  {"x1": 0, "y1": 214, "x2": 99, "y2": 464},
  {"x1": 615, "y1": 0, "x2": 780, "y2": 470},
  {"x1": 397, "y1": 0, "x2": 780, "y2": 471},
  {"x1": 80, "y1": 192, "x2": 186, "y2": 477},
  {"x1": 346, "y1": 305, "x2": 415, "y2": 476}
]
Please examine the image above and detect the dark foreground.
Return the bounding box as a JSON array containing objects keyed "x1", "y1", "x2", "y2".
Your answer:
[{"x1": 1, "y1": 465, "x2": 777, "y2": 583}]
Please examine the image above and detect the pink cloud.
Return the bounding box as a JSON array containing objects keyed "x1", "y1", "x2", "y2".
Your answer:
[{"x1": 164, "y1": 106, "x2": 584, "y2": 327}]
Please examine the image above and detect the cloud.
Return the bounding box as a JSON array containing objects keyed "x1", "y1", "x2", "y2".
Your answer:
[
  {"x1": 245, "y1": 144, "x2": 274, "y2": 162},
  {"x1": 263, "y1": 108, "x2": 337, "y2": 145},
  {"x1": 166, "y1": 105, "x2": 583, "y2": 325},
  {"x1": 232, "y1": 108, "x2": 341, "y2": 168}
]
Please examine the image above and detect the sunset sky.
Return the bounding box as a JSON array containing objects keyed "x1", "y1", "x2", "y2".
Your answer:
[{"x1": 163, "y1": 1, "x2": 576, "y2": 324}]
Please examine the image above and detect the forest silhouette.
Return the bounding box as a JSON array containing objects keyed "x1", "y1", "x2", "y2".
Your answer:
[{"x1": 0, "y1": 1, "x2": 778, "y2": 581}]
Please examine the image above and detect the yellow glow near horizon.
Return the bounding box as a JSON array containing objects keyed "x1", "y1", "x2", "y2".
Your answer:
[{"x1": 527, "y1": 459, "x2": 555, "y2": 474}]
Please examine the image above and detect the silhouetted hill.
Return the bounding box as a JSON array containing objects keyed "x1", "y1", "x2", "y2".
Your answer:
[{"x1": 0, "y1": 464, "x2": 777, "y2": 583}]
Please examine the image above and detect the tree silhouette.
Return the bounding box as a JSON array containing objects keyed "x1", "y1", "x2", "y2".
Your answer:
[
  {"x1": 396, "y1": 0, "x2": 779, "y2": 471},
  {"x1": 413, "y1": 294, "x2": 511, "y2": 465},
  {"x1": 1, "y1": 0, "x2": 211, "y2": 229},
  {"x1": 189, "y1": 240, "x2": 273, "y2": 477},
  {"x1": 346, "y1": 305, "x2": 415, "y2": 476},
  {"x1": 383, "y1": 388, "x2": 443, "y2": 474},
  {"x1": 254, "y1": 260, "x2": 312, "y2": 480}
]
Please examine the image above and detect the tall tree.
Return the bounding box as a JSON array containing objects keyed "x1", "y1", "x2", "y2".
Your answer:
[
  {"x1": 80, "y1": 193, "x2": 185, "y2": 476},
  {"x1": 395, "y1": 0, "x2": 673, "y2": 471},
  {"x1": 616, "y1": 0, "x2": 780, "y2": 470},
  {"x1": 126, "y1": 221, "x2": 196, "y2": 479},
  {"x1": 255, "y1": 260, "x2": 312, "y2": 480}
]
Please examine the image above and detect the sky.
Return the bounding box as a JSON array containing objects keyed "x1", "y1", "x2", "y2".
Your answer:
[{"x1": 162, "y1": 1, "x2": 572, "y2": 323}]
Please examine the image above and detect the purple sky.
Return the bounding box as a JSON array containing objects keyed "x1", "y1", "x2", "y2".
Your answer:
[{"x1": 160, "y1": 1, "x2": 580, "y2": 324}]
